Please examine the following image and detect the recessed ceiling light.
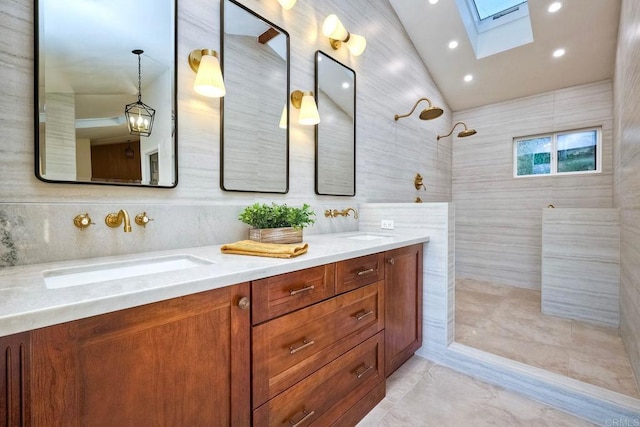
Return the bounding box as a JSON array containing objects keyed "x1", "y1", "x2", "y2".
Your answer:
[
  {"x1": 553, "y1": 48, "x2": 566, "y2": 58},
  {"x1": 448, "y1": 40, "x2": 459, "y2": 49},
  {"x1": 464, "y1": 74, "x2": 473, "y2": 82},
  {"x1": 548, "y1": 2, "x2": 562, "y2": 13},
  {"x1": 429, "y1": 0, "x2": 439, "y2": 4}
]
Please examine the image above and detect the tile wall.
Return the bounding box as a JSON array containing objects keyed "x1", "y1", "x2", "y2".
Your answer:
[{"x1": 614, "y1": 0, "x2": 640, "y2": 395}]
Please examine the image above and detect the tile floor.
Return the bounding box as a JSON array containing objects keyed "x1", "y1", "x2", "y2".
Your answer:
[
  {"x1": 357, "y1": 356, "x2": 595, "y2": 426},
  {"x1": 455, "y1": 278, "x2": 640, "y2": 398}
]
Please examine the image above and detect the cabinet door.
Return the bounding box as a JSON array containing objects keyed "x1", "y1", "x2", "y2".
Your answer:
[
  {"x1": 0, "y1": 332, "x2": 30, "y2": 427},
  {"x1": 31, "y1": 283, "x2": 251, "y2": 427},
  {"x1": 384, "y1": 243, "x2": 423, "y2": 376}
]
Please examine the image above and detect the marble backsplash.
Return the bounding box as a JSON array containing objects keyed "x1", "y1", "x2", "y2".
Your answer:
[{"x1": 0, "y1": 203, "x2": 359, "y2": 267}]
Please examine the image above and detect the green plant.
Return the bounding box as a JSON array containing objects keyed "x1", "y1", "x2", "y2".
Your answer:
[{"x1": 238, "y1": 203, "x2": 316, "y2": 230}]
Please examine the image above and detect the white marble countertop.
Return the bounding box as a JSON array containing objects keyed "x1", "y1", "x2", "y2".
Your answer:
[{"x1": 0, "y1": 231, "x2": 429, "y2": 337}]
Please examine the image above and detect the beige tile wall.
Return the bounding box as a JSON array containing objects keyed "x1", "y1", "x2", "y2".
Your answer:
[
  {"x1": 614, "y1": 0, "x2": 640, "y2": 393},
  {"x1": 452, "y1": 81, "x2": 614, "y2": 289}
]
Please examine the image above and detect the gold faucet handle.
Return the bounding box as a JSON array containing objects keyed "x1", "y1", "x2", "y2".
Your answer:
[
  {"x1": 73, "y1": 213, "x2": 94, "y2": 230},
  {"x1": 414, "y1": 173, "x2": 426, "y2": 191},
  {"x1": 135, "y1": 212, "x2": 154, "y2": 227},
  {"x1": 324, "y1": 209, "x2": 336, "y2": 218}
]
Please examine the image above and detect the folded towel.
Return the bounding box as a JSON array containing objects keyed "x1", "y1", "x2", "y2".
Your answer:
[{"x1": 220, "y1": 240, "x2": 308, "y2": 258}]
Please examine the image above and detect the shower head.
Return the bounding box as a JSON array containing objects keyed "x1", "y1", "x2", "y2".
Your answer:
[
  {"x1": 419, "y1": 106, "x2": 444, "y2": 120},
  {"x1": 437, "y1": 121, "x2": 477, "y2": 140},
  {"x1": 457, "y1": 128, "x2": 477, "y2": 138},
  {"x1": 394, "y1": 97, "x2": 444, "y2": 121}
]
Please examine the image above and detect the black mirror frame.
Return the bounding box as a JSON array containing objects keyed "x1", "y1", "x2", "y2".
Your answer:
[{"x1": 33, "y1": 0, "x2": 179, "y2": 188}]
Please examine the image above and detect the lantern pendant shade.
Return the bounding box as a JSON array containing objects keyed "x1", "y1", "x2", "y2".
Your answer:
[{"x1": 125, "y1": 49, "x2": 155, "y2": 137}]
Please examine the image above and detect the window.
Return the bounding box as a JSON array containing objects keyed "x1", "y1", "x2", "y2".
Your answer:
[{"x1": 514, "y1": 127, "x2": 601, "y2": 177}]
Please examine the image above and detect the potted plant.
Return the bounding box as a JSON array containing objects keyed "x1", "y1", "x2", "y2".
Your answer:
[{"x1": 238, "y1": 203, "x2": 316, "y2": 244}]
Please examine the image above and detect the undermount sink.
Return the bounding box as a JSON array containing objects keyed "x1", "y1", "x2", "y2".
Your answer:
[
  {"x1": 43, "y1": 255, "x2": 214, "y2": 289},
  {"x1": 337, "y1": 232, "x2": 396, "y2": 241}
]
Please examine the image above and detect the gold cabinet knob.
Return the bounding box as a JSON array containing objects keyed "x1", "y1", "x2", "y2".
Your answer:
[
  {"x1": 238, "y1": 296, "x2": 250, "y2": 310},
  {"x1": 73, "y1": 213, "x2": 94, "y2": 230},
  {"x1": 134, "y1": 212, "x2": 154, "y2": 227}
]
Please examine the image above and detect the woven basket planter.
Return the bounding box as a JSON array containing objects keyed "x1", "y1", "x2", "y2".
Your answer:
[{"x1": 248, "y1": 227, "x2": 303, "y2": 244}]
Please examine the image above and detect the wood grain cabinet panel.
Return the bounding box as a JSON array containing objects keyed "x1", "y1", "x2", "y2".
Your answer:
[
  {"x1": 253, "y1": 332, "x2": 384, "y2": 427},
  {"x1": 0, "y1": 332, "x2": 30, "y2": 427},
  {"x1": 252, "y1": 282, "x2": 383, "y2": 408},
  {"x1": 384, "y1": 243, "x2": 423, "y2": 377},
  {"x1": 30, "y1": 283, "x2": 251, "y2": 427},
  {"x1": 335, "y1": 253, "x2": 385, "y2": 294},
  {"x1": 252, "y1": 264, "x2": 335, "y2": 325}
]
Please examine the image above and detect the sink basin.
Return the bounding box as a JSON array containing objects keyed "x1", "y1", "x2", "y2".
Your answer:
[
  {"x1": 337, "y1": 232, "x2": 395, "y2": 241},
  {"x1": 43, "y1": 255, "x2": 213, "y2": 289}
]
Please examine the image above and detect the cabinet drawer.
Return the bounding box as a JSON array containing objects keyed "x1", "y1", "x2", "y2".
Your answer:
[
  {"x1": 252, "y1": 264, "x2": 335, "y2": 325},
  {"x1": 336, "y1": 253, "x2": 384, "y2": 294},
  {"x1": 252, "y1": 282, "x2": 384, "y2": 408},
  {"x1": 253, "y1": 332, "x2": 384, "y2": 427}
]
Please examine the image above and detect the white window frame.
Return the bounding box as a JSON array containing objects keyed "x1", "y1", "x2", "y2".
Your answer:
[{"x1": 513, "y1": 126, "x2": 602, "y2": 178}]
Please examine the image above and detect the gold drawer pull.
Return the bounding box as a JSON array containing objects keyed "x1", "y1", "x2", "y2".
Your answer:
[
  {"x1": 356, "y1": 268, "x2": 375, "y2": 276},
  {"x1": 289, "y1": 285, "x2": 315, "y2": 296},
  {"x1": 355, "y1": 310, "x2": 374, "y2": 321},
  {"x1": 354, "y1": 364, "x2": 373, "y2": 379},
  {"x1": 289, "y1": 338, "x2": 315, "y2": 355},
  {"x1": 288, "y1": 409, "x2": 315, "y2": 427}
]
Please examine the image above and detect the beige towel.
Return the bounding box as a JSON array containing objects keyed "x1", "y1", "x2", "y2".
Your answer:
[{"x1": 220, "y1": 240, "x2": 308, "y2": 258}]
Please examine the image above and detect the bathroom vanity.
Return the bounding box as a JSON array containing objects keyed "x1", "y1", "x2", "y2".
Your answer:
[{"x1": 0, "y1": 233, "x2": 426, "y2": 426}]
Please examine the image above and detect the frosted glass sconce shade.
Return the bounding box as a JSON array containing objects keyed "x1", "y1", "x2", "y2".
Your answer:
[
  {"x1": 188, "y1": 49, "x2": 226, "y2": 98},
  {"x1": 290, "y1": 90, "x2": 320, "y2": 125},
  {"x1": 277, "y1": 0, "x2": 296, "y2": 9},
  {"x1": 321, "y1": 14, "x2": 366, "y2": 56}
]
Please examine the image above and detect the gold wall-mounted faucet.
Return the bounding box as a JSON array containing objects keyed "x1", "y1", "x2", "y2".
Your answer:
[
  {"x1": 105, "y1": 209, "x2": 132, "y2": 232},
  {"x1": 324, "y1": 208, "x2": 359, "y2": 219},
  {"x1": 135, "y1": 212, "x2": 154, "y2": 227},
  {"x1": 73, "y1": 213, "x2": 94, "y2": 230}
]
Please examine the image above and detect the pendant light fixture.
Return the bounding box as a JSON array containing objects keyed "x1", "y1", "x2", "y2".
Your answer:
[{"x1": 125, "y1": 49, "x2": 155, "y2": 137}]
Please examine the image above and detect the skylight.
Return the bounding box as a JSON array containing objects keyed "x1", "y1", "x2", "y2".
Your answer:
[
  {"x1": 472, "y1": 0, "x2": 527, "y2": 21},
  {"x1": 455, "y1": 0, "x2": 533, "y2": 59}
]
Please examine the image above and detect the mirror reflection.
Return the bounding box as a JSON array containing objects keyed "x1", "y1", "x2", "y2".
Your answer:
[
  {"x1": 35, "y1": 0, "x2": 177, "y2": 187},
  {"x1": 221, "y1": 0, "x2": 289, "y2": 193},
  {"x1": 315, "y1": 51, "x2": 356, "y2": 196}
]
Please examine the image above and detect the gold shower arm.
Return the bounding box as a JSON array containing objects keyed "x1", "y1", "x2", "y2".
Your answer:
[
  {"x1": 437, "y1": 121, "x2": 468, "y2": 140},
  {"x1": 394, "y1": 98, "x2": 433, "y2": 121}
]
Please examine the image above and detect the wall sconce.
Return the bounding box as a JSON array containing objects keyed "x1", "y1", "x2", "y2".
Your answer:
[
  {"x1": 394, "y1": 97, "x2": 444, "y2": 121},
  {"x1": 437, "y1": 121, "x2": 477, "y2": 140},
  {"x1": 125, "y1": 49, "x2": 155, "y2": 137},
  {"x1": 287, "y1": 90, "x2": 320, "y2": 126},
  {"x1": 188, "y1": 49, "x2": 226, "y2": 98},
  {"x1": 277, "y1": 0, "x2": 296, "y2": 9},
  {"x1": 321, "y1": 14, "x2": 367, "y2": 56}
]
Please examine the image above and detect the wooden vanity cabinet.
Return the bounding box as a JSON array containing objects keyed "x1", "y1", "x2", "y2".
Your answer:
[
  {"x1": 252, "y1": 258, "x2": 388, "y2": 426},
  {"x1": 29, "y1": 283, "x2": 251, "y2": 427},
  {"x1": 1, "y1": 332, "x2": 31, "y2": 427},
  {"x1": 384, "y1": 243, "x2": 423, "y2": 377}
]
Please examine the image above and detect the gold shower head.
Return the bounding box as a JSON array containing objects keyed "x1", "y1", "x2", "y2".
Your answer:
[
  {"x1": 437, "y1": 121, "x2": 477, "y2": 140},
  {"x1": 394, "y1": 97, "x2": 444, "y2": 121}
]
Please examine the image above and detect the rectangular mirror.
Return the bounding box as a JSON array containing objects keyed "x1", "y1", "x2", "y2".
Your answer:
[
  {"x1": 221, "y1": 0, "x2": 289, "y2": 193},
  {"x1": 315, "y1": 51, "x2": 356, "y2": 196},
  {"x1": 35, "y1": 0, "x2": 177, "y2": 187}
]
